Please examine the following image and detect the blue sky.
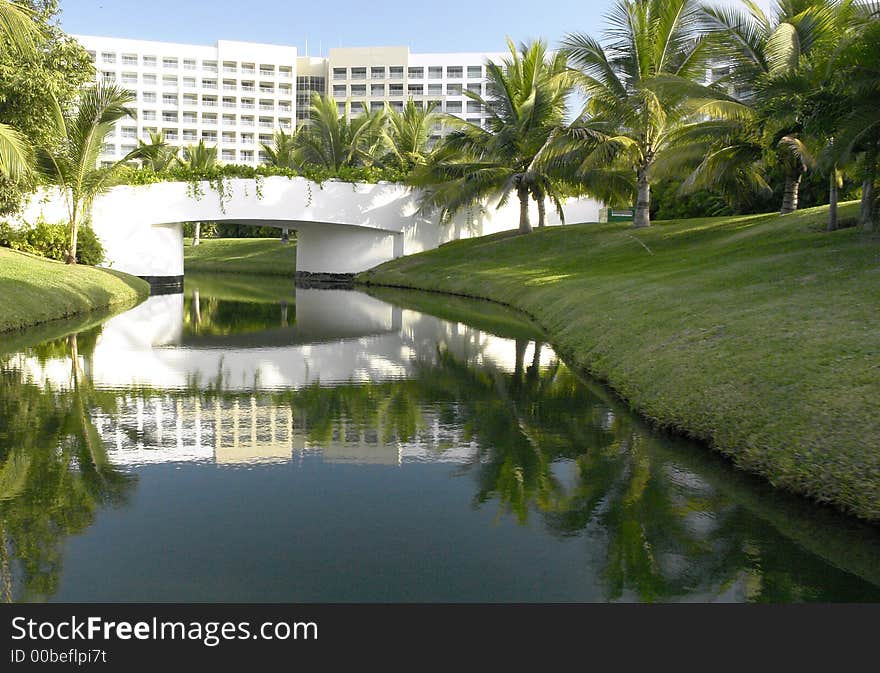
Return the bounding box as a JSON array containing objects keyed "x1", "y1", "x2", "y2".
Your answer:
[{"x1": 58, "y1": 0, "x2": 620, "y2": 53}]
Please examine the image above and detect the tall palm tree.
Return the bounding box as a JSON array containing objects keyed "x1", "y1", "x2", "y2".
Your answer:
[
  {"x1": 413, "y1": 40, "x2": 580, "y2": 234},
  {"x1": 701, "y1": 0, "x2": 853, "y2": 214},
  {"x1": 562, "y1": 0, "x2": 727, "y2": 227},
  {"x1": 293, "y1": 93, "x2": 386, "y2": 170},
  {"x1": 37, "y1": 84, "x2": 136, "y2": 264},
  {"x1": 131, "y1": 130, "x2": 177, "y2": 171},
  {"x1": 0, "y1": 1, "x2": 39, "y2": 179},
  {"x1": 381, "y1": 99, "x2": 443, "y2": 173},
  {"x1": 260, "y1": 127, "x2": 299, "y2": 169}
]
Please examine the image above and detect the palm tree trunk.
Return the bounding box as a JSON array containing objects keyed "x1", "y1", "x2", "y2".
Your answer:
[
  {"x1": 281, "y1": 227, "x2": 290, "y2": 244},
  {"x1": 780, "y1": 169, "x2": 803, "y2": 215},
  {"x1": 66, "y1": 211, "x2": 79, "y2": 264},
  {"x1": 193, "y1": 222, "x2": 201, "y2": 246},
  {"x1": 517, "y1": 185, "x2": 532, "y2": 234},
  {"x1": 828, "y1": 167, "x2": 838, "y2": 232},
  {"x1": 537, "y1": 196, "x2": 546, "y2": 228},
  {"x1": 860, "y1": 148, "x2": 876, "y2": 232},
  {"x1": 633, "y1": 166, "x2": 650, "y2": 228}
]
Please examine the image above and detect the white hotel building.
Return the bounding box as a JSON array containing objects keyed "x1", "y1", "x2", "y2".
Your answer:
[{"x1": 76, "y1": 36, "x2": 505, "y2": 166}]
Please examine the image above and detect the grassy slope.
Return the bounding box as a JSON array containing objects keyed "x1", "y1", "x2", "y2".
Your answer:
[
  {"x1": 184, "y1": 238, "x2": 297, "y2": 275},
  {"x1": 360, "y1": 201, "x2": 880, "y2": 520},
  {"x1": 0, "y1": 249, "x2": 149, "y2": 333}
]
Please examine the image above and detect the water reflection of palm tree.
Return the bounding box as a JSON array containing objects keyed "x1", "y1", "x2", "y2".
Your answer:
[{"x1": 0, "y1": 332, "x2": 135, "y2": 601}]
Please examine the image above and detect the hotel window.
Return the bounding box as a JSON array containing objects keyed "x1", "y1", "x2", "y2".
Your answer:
[
  {"x1": 446, "y1": 66, "x2": 463, "y2": 79},
  {"x1": 223, "y1": 97, "x2": 236, "y2": 108},
  {"x1": 389, "y1": 83, "x2": 403, "y2": 96},
  {"x1": 143, "y1": 73, "x2": 157, "y2": 85},
  {"x1": 101, "y1": 71, "x2": 116, "y2": 83},
  {"x1": 239, "y1": 98, "x2": 254, "y2": 109},
  {"x1": 223, "y1": 61, "x2": 237, "y2": 73},
  {"x1": 467, "y1": 100, "x2": 482, "y2": 113},
  {"x1": 350, "y1": 84, "x2": 366, "y2": 97},
  {"x1": 446, "y1": 101, "x2": 462, "y2": 113},
  {"x1": 371, "y1": 66, "x2": 385, "y2": 79},
  {"x1": 279, "y1": 66, "x2": 292, "y2": 79},
  {"x1": 183, "y1": 77, "x2": 196, "y2": 88},
  {"x1": 259, "y1": 64, "x2": 275, "y2": 76},
  {"x1": 162, "y1": 57, "x2": 178, "y2": 69},
  {"x1": 241, "y1": 81, "x2": 255, "y2": 92},
  {"x1": 428, "y1": 66, "x2": 442, "y2": 79},
  {"x1": 122, "y1": 72, "x2": 137, "y2": 85},
  {"x1": 121, "y1": 126, "x2": 137, "y2": 138},
  {"x1": 142, "y1": 92, "x2": 157, "y2": 103},
  {"x1": 370, "y1": 101, "x2": 384, "y2": 112},
  {"x1": 183, "y1": 94, "x2": 197, "y2": 106},
  {"x1": 101, "y1": 52, "x2": 116, "y2": 64},
  {"x1": 87, "y1": 50, "x2": 96, "y2": 63},
  {"x1": 278, "y1": 101, "x2": 292, "y2": 112},
  {"x1": 408, "y1": 67, "x2": 423, "y2": 79},
  {"x1": 222, "y1": 114, "x2": 236, "y2": 126},
  {"x1": 259, "y1": 151, "x2": 270, "y2": 163},
  {"x1": 182, "y1": 129, "x2": 197, "y2": 141},
  {"x1": 371, "y1": 84, "x2": 385, "y2": 97},
  {"x1": 259, "y1": 82, "x2": 275, "y2": 94},
  {"x1": 241, "y1": 116, "x2": 254, "y2": 126},
  {"x1": 467, "y1": 65, "x2": 482, "y2": 78},
  {"x1": 259, "y1": 133, "x2": 273, "y2": 144},
  {"x1": 163, "y1": 75, "x2": 178, "y2": 87},
  {"x1": 142, "y1": 55, "x2": 157, "y2": 67},
  {"x1": 389, "y1": 66, "x2": 403, "y2": 80},
  {"x1": 122, "y1": 54, "x2": 138, "y2": 66},
  {"x1": 221, "y1": 149, "x2": 236, "y2": 161},
  {"x1": 428, "y1": 99, "x2": 442, "y2": 110},
  {"x1": 258, "y1": 117, "x2": 273, "y2": 128},
  {"x1": 240, "y1": 133, "x2": 254, "y2": 143},
  {"x1": 427, "y1": 83, "x2": 442, "y2": 95},
  {"x1": 350, "y1": 67, "x2": 366, "y2": 80},
  {"x1": 333, "y1": 67, "x2": 346, "y2": 80},
  {"x1": 102, "y1": 143, "x2": 115, "y2": 153},
  {"x1": 201, "y1": 130, "x2": 217, "y2": 141},
  {"x1": 202, "y1": 96, "x2": 217, "y2": 107},
  {"x1": 241, "y1": 63, "x2": 255, "y2": 75},
  {"x1": 333, "y1": 84, "x2": 346, "y2": 97},
  {"x1": 408, "y1": 84, "x2": 423, "y2": 96},
  {"x1": 446, "y1": 83, "x2": 462, "y2": 95},
  {"x1": 203, "y1": 60, "x2": 218, "y2": 72},
  {"x1": 183, "y1": 58, "x2": 196, "y2": 70},
  {"x1": 142, "y1": 127, "x2": 157, "y2": 137},
  {"x1": 182, "y1": 111, "x2": 197, "y2": 123},
  {"x1": 222, "y1": 131, "x2": 236, "y2": 143},
  {"x1": 163, "y1": 93, "x2": 178, "y2": 105},
  {"x1": 279, "y1": 118, "x2": 292, "y2": 129},
  {"x1": 259, "y1": 99, "x2": 274, "y2": 111},
  {"x1": 202, "y1": 79, "x2": 217, "y2": 89},
  {"x1": 202, "y1": 113, "x2": 217, "y2": 123},
  {"x1": 336, "y1": 102, "x2": 345, "y2": 115},
  {"x1": 163, "y1": 129, "x2": 178, "y2": 141},
  {"x1": 240, "y1": 150, "x2": 254, "y2": 161},
  {"x1": 142, "y1": 110, "x2": 157, "y2": 121},
  {"x1": 279, "y1": 83, "x2": 293, "y2": 95},
  {"x1": 467, "y1": 83, "x2": 481, "y2": 94},
  {"x1": 223, "y1": 80, "x2": 237, "y2": 91},
  {"x1": 162, "y1": 111, "x2": 178, "y2": 122}
]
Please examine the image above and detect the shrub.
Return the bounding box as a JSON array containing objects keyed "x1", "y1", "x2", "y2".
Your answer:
[{"x1": 0, "y1": 218, "x2": 104, "y2": 265}]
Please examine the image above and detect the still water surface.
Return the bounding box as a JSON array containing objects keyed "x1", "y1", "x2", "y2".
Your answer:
[{"x1": 1, "y1": 273, "x2": 879, "y2": 602}]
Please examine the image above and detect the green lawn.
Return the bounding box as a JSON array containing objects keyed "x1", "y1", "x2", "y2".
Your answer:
[
  {"x1": 0, "y1": 248, "x2": 149, "y2": 333},
  {"x1": 184, "y1": 237, "x2": 297, "y2": 275},
  {"x1": 359, "y1": 201, "x2": 880, "y2": 520}
]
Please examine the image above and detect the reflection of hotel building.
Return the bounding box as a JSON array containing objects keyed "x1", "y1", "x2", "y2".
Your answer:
[{"x1": 76, "y1": 36, "x2": 504, "y2": 166}]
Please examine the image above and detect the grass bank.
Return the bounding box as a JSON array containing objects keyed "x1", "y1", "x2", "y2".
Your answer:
[
  {"x1": 0, "y1": 248, "x2": 149, "y2": 333},
  {"x1": 359, "y1": 201, "x2": 880, "y2": 520},
  {"x1": 184, "y1": 237, "x2": 296, "y2": 275}
]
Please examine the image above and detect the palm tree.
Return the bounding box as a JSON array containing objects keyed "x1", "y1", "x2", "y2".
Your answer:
[
  {"x1": 131, "y1": 130, "x2": 177, "y2": 171},
  {"x1": 177, "y1": 139, "x2": 217, "y2": 170},
  {"x1": 0, "y1": 1, "x2": 39, "y2": 179},
  {"x1": 562, "y1": 0, "x2": 726, "y2": 227},
  {"x1": 381, "y1": 99, "x2": 443, "y2": 172},
  {"x1": 260, "y1": 128, "x2": 299, "y2": 169},
  {"x1": 293, "y1": 93, "x2": 386, "y2": 170},
  {"x1": 700, "y1": 0, "x2": 852, "y2": 214},
  {"x1": 413, "y1": 40, "x2": 580, "y2": 234},
  {"x1": 37, "y1": 84, "x2": 136, "y2": 264}
]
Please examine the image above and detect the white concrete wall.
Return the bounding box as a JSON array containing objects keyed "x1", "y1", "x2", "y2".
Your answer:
[{"x1": 18, "y1": 177, "x2": 601, "y2": 277}]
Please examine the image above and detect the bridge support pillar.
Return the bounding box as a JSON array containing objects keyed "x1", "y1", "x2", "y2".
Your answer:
[{"x1": 294, "y1": 223, "x2": 399, "y2": 278}]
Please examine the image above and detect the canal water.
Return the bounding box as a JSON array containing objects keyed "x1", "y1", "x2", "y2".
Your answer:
[{"x1": 1, "y1": 273, "x2": 879, "y2": 602}]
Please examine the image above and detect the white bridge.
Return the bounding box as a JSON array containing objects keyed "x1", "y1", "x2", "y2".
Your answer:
[{"x1": 23, "y1": 176, "x2": 600, "y2": 284}]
